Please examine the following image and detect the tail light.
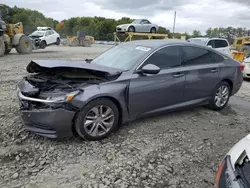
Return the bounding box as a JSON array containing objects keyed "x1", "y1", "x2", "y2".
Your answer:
[
  {"x1": 239, "y1": 62, "x2": 245, "y2": 71},
  {"x1": 215, "y1": 160, "x2": 225, "y2": 188}
]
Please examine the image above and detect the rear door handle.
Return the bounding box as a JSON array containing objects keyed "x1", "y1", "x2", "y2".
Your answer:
[
  {"x1": 210, "y1": 68, "x2": 219, "y2": 73},
  {"x1": 173, "y1": 72, "x2": 185, "y2": 78}
]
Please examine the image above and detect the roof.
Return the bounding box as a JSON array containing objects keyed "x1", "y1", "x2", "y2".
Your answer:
[{"x1": 126, "y1": 39, "x2": 189, "y2": 49}]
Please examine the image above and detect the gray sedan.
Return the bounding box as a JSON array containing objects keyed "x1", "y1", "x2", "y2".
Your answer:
[{"x1": 17, "y1": 40, "x2": 243, "y2": 140}]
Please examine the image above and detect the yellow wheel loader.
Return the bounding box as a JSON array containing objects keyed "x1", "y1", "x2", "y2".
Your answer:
[{"x1": 0, "y1": 5, "x2": 32, "y2": 56}]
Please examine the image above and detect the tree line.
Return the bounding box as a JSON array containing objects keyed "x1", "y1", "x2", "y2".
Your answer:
[{"x1": 1, "y1": 4, "x2": 250, "y2": 43}]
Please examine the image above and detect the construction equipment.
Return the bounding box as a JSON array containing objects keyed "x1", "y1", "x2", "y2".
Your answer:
[
  {"x1": 232, "y1": 37, "x2": 250, "y2": 57},
  {"x1": 0, "y1": 4, "x2": 32, "y2": 56},
  {"x1": 114, "y1": 32, "x2": 168, "y2": 43},
  {"x1": 65, "y1": 31, "x2": 95, "y2": 47}
]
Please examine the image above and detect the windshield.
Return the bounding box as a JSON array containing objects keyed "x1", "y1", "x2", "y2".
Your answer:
[
  {"x1": 91, "y1": 44, "x2": 152, "y2": 70},
  {"x1": 30, "y1": 31, "x2": 45, "y2": 37},
  {"x1": 132, "y1": 19, "x2": 142, "y2": 24}
]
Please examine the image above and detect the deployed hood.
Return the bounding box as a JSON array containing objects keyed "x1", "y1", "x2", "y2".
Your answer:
[{"x1": 27, "y1": 60, "x2": 122, "y2": 77}]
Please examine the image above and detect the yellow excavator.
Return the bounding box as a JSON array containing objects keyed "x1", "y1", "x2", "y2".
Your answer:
[{"x1": 0, "y1": 4, "x2": 32, "y2": 56}]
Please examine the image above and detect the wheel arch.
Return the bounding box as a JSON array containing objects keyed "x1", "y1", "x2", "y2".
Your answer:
[
  {"x1": 221, "y1": 78, "x2": 233, "y2": 94},
  {"x1": 72, "y1": 96, "x2": 124, "y2": 135}
]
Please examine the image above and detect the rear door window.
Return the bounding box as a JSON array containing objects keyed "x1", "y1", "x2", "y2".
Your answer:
[
  {"x1": 214, "y1": 40, "x2": 229, "y2": 48},
  {"x1": 143, "y1": 46, "x2": 182, "y2": 69},
  {"x1": 181, "y1": 46, "x2": 214, "y2": 66}
]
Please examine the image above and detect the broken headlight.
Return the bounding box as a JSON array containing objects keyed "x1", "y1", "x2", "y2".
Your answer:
[{"x1": 46, "y1": 90, "x2": 81, "y2": 102}]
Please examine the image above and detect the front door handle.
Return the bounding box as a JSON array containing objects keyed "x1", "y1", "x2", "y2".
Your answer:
[
  {"x1": 210, "y1": 68, "x2": 219, "y2": 73},
  {"x1": 173, "y1": 73, "x2": 185, "y2": 78}
]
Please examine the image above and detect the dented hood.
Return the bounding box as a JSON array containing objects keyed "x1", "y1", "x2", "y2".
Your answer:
[{"x1": 26, "y1": 60, "x2": 122, "y2": 77}]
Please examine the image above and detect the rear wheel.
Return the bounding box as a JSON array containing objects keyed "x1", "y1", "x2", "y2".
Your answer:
[
  {"x1": 75, "y1": 98, "x2": 119, "y2": 141},
  {"x1": 209, "y1": 81, "x2": 231, "y2": 110},
  {"x1": 15, "y1": 35, "x2": 32, "y2": 54},
  {"x1": 150, "y1": 27, "x2": 156, "y2": 33}
]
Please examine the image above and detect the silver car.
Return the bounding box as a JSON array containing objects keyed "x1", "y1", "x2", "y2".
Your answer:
[{"x1": 116, "y1": 19, "x2": 159, "y2": 33}]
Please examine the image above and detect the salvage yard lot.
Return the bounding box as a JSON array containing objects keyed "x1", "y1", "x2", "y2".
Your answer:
[{"x1": 1, "y1": 45, "x2": 250, "y2": 188}]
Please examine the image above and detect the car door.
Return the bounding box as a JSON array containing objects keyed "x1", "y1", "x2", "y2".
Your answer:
[
  {"x1": 180, "y1": 46, "x2": 223, "y2": 102},
  {"x1": 141, "y1": 20, "x2": 151, "y2": 32},
  {"x1": 128, "y1": 46, "x2": 186, "y2": 118}
]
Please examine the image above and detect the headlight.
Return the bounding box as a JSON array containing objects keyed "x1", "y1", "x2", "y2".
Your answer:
[{"x1": 46, "y1": 90, "x2": 81, "y2": 102}]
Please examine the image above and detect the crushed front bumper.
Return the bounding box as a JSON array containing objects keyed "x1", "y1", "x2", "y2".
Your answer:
[{"x1": 17, "y1": 90, "x2": 76, "y2": 139}]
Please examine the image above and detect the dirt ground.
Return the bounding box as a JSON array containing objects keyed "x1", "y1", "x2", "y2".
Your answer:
[{"x1": 1, "y1": 45, "x2": 250, "y2": 188}]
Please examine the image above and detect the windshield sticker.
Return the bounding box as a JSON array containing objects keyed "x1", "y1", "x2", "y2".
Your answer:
[{"x1": 135, "y1": 46, "x2": 151, "y2": 52}]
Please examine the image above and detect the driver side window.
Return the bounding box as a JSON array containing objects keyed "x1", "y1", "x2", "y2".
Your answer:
[{"x1": 142, "y1": 46, "x2": 182, "y2": 69}]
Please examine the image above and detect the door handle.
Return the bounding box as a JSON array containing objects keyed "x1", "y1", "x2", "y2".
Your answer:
[
  {"x1": 173, "y1": 73, "x2": 185, "y2": 78},
  {"x1": 210, "y1": 68, "x2": 219, "y2": 73}
]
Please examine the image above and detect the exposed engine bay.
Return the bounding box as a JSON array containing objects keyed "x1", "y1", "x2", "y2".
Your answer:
[{"x1": 19, "y1": 71, "x2": 107, "y2": 99}]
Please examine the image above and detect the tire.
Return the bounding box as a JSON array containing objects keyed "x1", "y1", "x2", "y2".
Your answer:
[
  {"x1": 40, "y1": 41, "x2": 46, "y2": 49},
  {"x1": 150, "y1": 27, "x2": 156, "y2": 33},
  {"x1": 241, "y1": 45, "x2": 250, "y2": 58},
  {"x1": 209, "y1": 81, "x2": 231, "y2": 111},
  {"x1": 15, "y1": 35, "x2": 32, "y2": 54},
  {"x1": 0, "y1": 37, "x2": 4, "y2": 57},
  {"x1": 56, "y1": 38, "x2": 60, "y2": 45},
  {"x1": 128, "y1": 26, "x2": 135, "y2": 32},
  {"x1": 75, "y1": 98, "x2": 119, "y2": 141},
  {"x1": 5, "y1": 49, "x2": 11, "y2": 54}
]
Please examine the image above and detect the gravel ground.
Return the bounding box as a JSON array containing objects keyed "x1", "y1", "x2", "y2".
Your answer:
[{"x1": 1, "y1": 45, "x2": 250, "y2": 188}]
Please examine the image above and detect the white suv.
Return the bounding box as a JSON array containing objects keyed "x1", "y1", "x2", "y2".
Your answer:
[
  {"x1": 29, "y1": 27, "x2": 60, "y2": 49},
  {"x1": 187, "y1": 37, "x2": 232, "y2": 57}
]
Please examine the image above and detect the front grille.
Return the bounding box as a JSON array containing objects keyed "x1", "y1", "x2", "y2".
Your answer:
[{"x1": 247, "y1": 74, "x2": 250, "y2": 77}]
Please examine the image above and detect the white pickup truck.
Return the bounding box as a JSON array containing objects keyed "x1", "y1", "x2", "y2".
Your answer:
[{"x1": 187, "y1": 37, "x2": 232, "y2": 57}]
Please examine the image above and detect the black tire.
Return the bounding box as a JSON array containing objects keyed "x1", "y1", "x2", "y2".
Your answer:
[
  {"x1": 75, "y1": 98, "x2": 119, "y2": 141},
  {"x1": 40, "y1": 40, "x2": 46, "y2": 49},
  {"x1": 128, "y1": 26, "x2": 135, "y2": 32},
  {"x1": 209, "y1": 81, "x2": 231, "y2": 111},
  {"x1": 15, "y1": 35, "x2": 32, "y2": 54},
  {"x1": 5, "y1": 49, "x2": 11, "y2": 54},
  {"x1": 241, "y1": 45, "x2": 250, "y2": 58},
  {"x1": 56, "y1": 38, "x2": 60, "y2": 45},
  {"x1": 150, "y1": 27, "x2": 156, "y2": 33},
  {"x1": 0, "y1": 37, "x2": 4, "y2": 57}
]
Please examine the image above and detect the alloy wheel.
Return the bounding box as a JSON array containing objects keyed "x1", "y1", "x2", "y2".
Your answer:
[
  {"x1": 83, "y1": 105, "x2": 115, "y2": 137},
  {"x1": 215, "y1": 85, "x2": 229, "y2": 107}
]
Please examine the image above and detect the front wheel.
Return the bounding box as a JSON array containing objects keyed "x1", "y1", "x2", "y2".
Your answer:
[
  {"x1": 209, "y1": 81, "x2": 231, "y2": 111},
  {"x1": 15, "y1": 35, "x2": 33, "y2": 54},
  {"x1": 75, "y1": 98, "x2": 119, "y2": 141},
  {"x1": 56, "y1": 38, "x2": 60, "y2": 45},
  {"x1": 0, "y1": 37, "x2": 4, "y2": 57}
]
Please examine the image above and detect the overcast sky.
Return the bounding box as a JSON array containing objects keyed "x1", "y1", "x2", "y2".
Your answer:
[{"x1": 2, "y1": 0, "x2": 250, "y2": 33}]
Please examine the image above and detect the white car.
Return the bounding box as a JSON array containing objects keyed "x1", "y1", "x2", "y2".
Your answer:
[
  {"x1": 187, "y1": 37, "x2": 232, "y2": 57},
  {"x1": 242, "y1": 57, "x2": 250, "y2": 79},
  {"x1": 29, "y1": 27, "x2": 60, "y2": 49},
  {"x1": 116, "y1": 19, "x2": 159, "y2": 33},
  {"x1": 215, "y1": 133, "x2": 250, "y2": 188}
]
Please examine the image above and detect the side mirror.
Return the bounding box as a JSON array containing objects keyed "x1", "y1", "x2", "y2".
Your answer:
[
  {"x1": 139, "y1": 64, "x2": 161, "y2": 74},
  {"x1": 207, "y1": 45, "x2": 213, "y2": 48}
]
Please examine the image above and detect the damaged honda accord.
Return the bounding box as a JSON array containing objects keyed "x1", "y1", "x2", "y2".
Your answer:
[{"x1": 17, "y1": 40, "x2": 243, "y2": 140}]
